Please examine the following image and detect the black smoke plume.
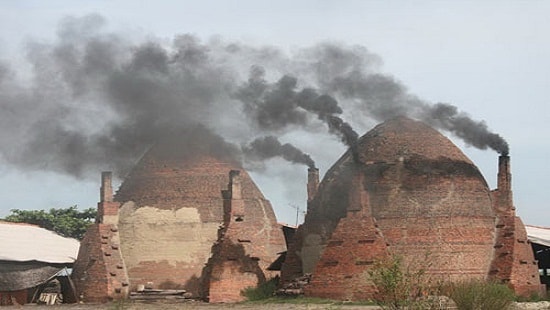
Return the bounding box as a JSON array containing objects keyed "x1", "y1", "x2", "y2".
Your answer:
[
  {"x1": 421, "y1": 103, "x2": 509, "y2": 155},
  {"x1": 313, "y1": 44, "x2": 509, "y2": 154},
  {"x1": 243, "y1": 136, "x2": 315, "y2": 168},
  {"x1": 235, "y1": 69, "x2": 359, "y2": 151},
  {"x1": 0, "y1": 14, "x2": 509, "y2": 181}
]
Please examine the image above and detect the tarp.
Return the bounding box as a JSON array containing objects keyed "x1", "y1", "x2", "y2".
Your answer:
[
  {"x1": 0, "y1": 222, "x2": 79, "y2": 264},
  {"x1": 0, "y1": 261, "x2": 63, "y2": 291},
  {"x1": 526, "y1": 225, "x2": 550, "y2": 248}
]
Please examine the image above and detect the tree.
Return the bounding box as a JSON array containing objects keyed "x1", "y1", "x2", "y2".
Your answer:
[{"x1": 3, "y1": 206, "x2": 96, "y2": 240}]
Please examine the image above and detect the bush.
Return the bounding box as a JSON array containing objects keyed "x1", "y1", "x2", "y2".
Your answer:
[
  {"x1": 368, "y1": 254, "x2": 442, "y2": 309},
  {"x1": 447, "y1": 279, "x2": 515, "y2": 310},
  {"x1": 241, "y1": 277, "x2": 279, "y2": 301}
]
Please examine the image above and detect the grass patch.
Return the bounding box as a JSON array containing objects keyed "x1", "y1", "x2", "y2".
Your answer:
[
  {"x1": 241, "y1": 277, "x2": 279, "y2": 301},
  {"x1": 447, "y1": 279, "x2": 515, "y2": 310}
]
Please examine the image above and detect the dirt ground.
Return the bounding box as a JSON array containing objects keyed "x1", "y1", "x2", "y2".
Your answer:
[
  {"x1": 3, "y1": 300, "x2": 550, "y2": 310},
  {"x1": 2, "y1": 300, "x2": 381, "y2": 310}
]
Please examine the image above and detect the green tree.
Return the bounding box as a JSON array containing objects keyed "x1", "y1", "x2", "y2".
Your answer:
[{"x1": 3, "y1": 206, "x2": 96, "y2": 240}]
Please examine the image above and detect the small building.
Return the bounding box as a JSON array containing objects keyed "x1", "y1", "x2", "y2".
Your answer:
[
  {"x1": 0, "y1": 221, "x2": 79, "y2": 305},
  {"x1": 526, "y1": 225, "x2": 550, "y2": 287}
]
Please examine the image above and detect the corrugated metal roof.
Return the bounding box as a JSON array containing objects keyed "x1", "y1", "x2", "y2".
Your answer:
[
  {"x1": 526, "y1": 225, "x2": 550, "y2": 248},
  {"x1": 0, "y1": 221, "x2": 80, "y2": 264}
]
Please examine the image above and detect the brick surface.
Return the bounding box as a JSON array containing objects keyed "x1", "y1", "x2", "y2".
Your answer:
[
  {"x1": 71, "y1": 223, "x2": 129, "y2": 302},
  {"x1": 282, "y1": 117, "x2": 543, "y2": 300},
  {"x1": 74, "y1": 135, "x2": 285, "y2": 303},
  {"x1": 489, "y1": 156, "x2": 545, "y2": 296}
]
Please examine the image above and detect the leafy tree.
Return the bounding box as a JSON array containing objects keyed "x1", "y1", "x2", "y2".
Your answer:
[{"x1": 3, "y1": 206, "x2": 96, "y2": 240}]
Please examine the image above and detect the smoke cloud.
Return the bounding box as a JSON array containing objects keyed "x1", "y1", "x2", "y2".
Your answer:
[
  {"x1": 235, "y1": 69, "x2": 359, "y2": 151},
  {"x1": 0, "y1": 14, "x2": 509, "y2": 180},
  {"x1": 319, "y1": 51, "x2": 509, "y2": 154},
  {"x1": 243, "y1": 136, "x2": 315, "y2": 168},
  {"x1": 421, "y1": 103, "x2": 509, "y2": 155}
]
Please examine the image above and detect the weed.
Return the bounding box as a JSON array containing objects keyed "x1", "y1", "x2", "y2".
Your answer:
[
  {"x1": 367, "y1": 253, "x2": 445, "y2": 309},
  {"x1": 241, "y1": 277, "x2": 279, "y2": 301},
  {"x1": 447, "y1": 279, "x2": 515, "y2": 310}
]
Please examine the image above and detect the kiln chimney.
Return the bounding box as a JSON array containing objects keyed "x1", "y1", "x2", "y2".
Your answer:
[
  {"x1": 307, "y1": 168, "x2": 319, "y2": 203},
  {"x1": 229, "y1": 170, "x2": 245, "y2": 219},
  {"x1": 495, "y1": 155, "x2": 514, "y2": 213},
  {"x1": 497, "y1": 155, "x2": 511, "y2": 193},
  {"x1": 97, "y1": 171, "x2": 120, "y2": 224},
  {"x1": 100, "y1": 171, "x2": 113, "y2": 202}
]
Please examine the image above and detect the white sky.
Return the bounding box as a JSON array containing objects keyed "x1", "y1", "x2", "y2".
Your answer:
[{"x1": 0, "y1": 0, "x2": 548, "y2": 226}]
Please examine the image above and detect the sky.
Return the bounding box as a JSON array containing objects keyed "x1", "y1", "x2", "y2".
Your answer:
[{"x1": 0, "y1": 1, "x2": 548, "y2": 226}]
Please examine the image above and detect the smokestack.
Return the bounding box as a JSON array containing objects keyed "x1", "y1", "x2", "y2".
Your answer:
[
  {"x1": 495, "y1": 155, "x2": 514, "y2": 213},
  {"x1": 307, "y1": 167, "x2": 319, "y2": 203},
  {"x1": 229, "y1": 170, "x2": 245, "y2": 219},
  {"x1": 100, "y1": 171, "x2": 113, "y2": 202},
  {"x1": 97, "y1": 171, "x2": 120, "y2": 224},
  {"x1": 497, "y1": 155, "x2": 511, "y2": 193}
]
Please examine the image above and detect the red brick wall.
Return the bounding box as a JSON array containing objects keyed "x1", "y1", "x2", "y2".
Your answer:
[
  {"x1": 71, "y1": 224, "x2": 129, "y2": 302},
  {"x1": 207, "y1": 240, "x2": 265, "y2": 302},
  {"x1": 509, "y1": 217, "x2": 546, "y2": 296},
  {"x1": 488, "y1": 156, "x2": 545, "y2": 297},
  {"x1": 206, "y1": 171, "x2": 286, "y2": 302},
  {"x1": 305, "y1": 210, "x2": 388, "y2": 300}
]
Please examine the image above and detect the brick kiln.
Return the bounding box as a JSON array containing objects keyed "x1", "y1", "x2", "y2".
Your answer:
[
  {"x1": 281, "y1": 116, "x2": 544, "y2": 300},
  {"x1": 72, "y1": 130, "x2": 286, "y2": 303}
]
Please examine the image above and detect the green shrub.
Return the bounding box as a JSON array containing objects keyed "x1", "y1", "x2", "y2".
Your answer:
[
  {"x1": 447, "y1": 279, "x2": 515, "y2": 310},
  {"x1": 368, "y1": 254, "x2": 442, "y2": 309},
  {"x1": 241, "y1": 277, "x2": 279, "y2": 301}
]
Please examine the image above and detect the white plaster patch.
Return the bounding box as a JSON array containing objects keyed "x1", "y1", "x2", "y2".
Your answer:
[{"x1": 118, "y1": 202, "x2": 221, "y2": 269}]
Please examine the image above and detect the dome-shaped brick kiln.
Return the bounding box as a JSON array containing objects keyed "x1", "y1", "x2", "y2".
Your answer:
[
  {"x1": 281, "y1": 116, "x2": 543, "y2": 300},
  {"x1": 72, "y1": 128, "x2": 286, "y2": 303}
]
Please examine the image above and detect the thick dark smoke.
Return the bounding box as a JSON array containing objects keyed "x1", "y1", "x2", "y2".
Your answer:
[
  {"x1": 422, "y1": 103, "x2": 509, "y2": 155},
  {"x1": 243, "y1": 136, "x2": 315, "y2": 168},
  {"x1": 0, "y1": 14, "x2": 509, "y2": 180},
  {"x1": 311, "y1": 45, "x2": 509, "y2": 154},
  {"x1": 235, "y1": 68, "x2": 359, "y2": 150}
]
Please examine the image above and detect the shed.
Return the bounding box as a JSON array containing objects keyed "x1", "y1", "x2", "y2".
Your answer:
[
  {"x1": 526, "y1": 225, "x2": 550, "y2": 286},
  {"x1": 0, "y1": 221, "x2": 79, "y2": 305}
]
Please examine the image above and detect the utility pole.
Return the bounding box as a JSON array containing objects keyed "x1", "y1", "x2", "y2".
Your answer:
[{"x1": 289, "y1": 204, "x2": 304, "y2": 226}]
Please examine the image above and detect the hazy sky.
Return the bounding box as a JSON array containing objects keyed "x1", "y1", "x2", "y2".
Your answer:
[{"x1": 0, "y1": 1, "x2": 548, "y2": 226}]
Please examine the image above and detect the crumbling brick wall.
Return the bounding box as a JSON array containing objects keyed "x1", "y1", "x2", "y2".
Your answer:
[
  {"x1": 206, "y1": 170, "x2": 285, "y2": 302},
  {"x1": 304, "y1": 212, "x2": 388, "y2": 300},
  {"x1": 305, "y1": 171, "x2": 388, "y2": 300},
  {"x1": 489, "y1": 155, "x2": 545, "y2": 297},
  {"x1": 71, "y1": 223, "x2": 129, "y2": 302},
  {"x1": 72, "y1": 172, "x2": 129, "y2": 303}
]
